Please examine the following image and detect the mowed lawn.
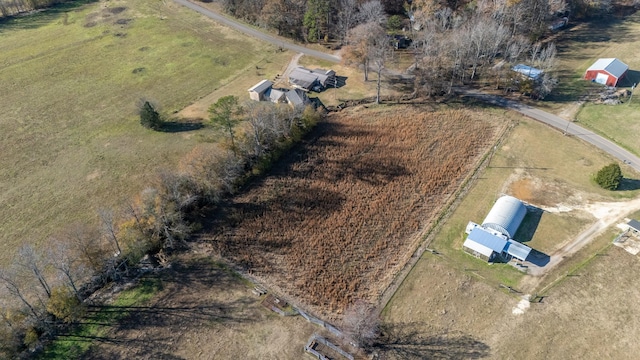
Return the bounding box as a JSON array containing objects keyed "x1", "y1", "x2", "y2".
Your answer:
[
  {"x1": 545, "y1": 11, "x2": 640, "y2": 155},
  {"x1": 0, "y1": 0, "x2": 284, "y2": 265}
]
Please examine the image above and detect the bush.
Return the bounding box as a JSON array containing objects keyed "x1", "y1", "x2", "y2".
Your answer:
[{"x1": 595, "y1": 163, "x2": 622, "y2": 190}]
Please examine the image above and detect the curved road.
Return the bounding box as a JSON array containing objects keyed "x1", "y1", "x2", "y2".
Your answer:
[
  {"x1": 175, "y1": 0, "x2": 638, "y2": 173},
  {"x1": 173, "y1": 0, "x2": 340, "y2": 63},
  {"x1": 460, "y1": 89, "x2": 640, "y2": 173}
]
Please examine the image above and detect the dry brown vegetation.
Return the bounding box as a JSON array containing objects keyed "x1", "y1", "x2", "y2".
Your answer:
[{"x1": 204, "y1": 105, "x2": 502, "y2": 317}]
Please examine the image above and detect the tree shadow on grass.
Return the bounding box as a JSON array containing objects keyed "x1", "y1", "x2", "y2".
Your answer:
[
  {"x1": 158, "y1": 121, "x2": 204, "y2": 133},
  {"x1": 0, "y1": 0, "x2": 99, "y2": 31},
  {"x1": 72, "y1": 259, "x2": 256, "y2": 359},
  {"x1": 374, "y1": 322, "x2": 491, "y2": 359},
  {"x1": 619, "y1": 178, "x2": 640, "y2": 191}
]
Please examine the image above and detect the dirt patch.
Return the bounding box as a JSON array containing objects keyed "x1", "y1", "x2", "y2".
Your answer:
[
  {"x1": 504, "y1": 171, "x2": 588, "y2": 208},
  {"x1": 508, "y1": 178, "x2": 535, "y2": 202}
]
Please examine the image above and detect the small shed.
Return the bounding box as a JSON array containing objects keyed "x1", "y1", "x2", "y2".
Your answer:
[
  {"x1": 512, "y1": 64, "x2": 543, "y2": 80},
  {"x1": 629, "y1": 219, "x2": 640, "y2": 235},
  {"x1": 584, "y1": 58, "x2": 629, "y2": 87},
  {"x1": 248, "y1": 79, "x2": 274, "y2": 101}
]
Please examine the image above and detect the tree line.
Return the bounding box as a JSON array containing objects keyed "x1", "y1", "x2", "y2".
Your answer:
[
  {"x1": 0, "y1": 0, "x2": 66, "y2": 18},
  {"x1": 216, "y1": 0, "x2": 629, "y2": 99},
  {"x1": 0, "y1": 99, "x2": 322, "y2": 358}
]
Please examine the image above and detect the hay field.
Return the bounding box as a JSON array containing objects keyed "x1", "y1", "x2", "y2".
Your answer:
[
  {"x1": 0, "y1": 0, "x2": 288, "y2": 265},
  {"x1": 204, "y1": 105, "x2": 503, "y2": 318}
]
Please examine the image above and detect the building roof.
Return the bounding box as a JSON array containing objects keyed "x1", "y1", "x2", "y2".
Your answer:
[
  {"x1": 248, "y1": 79, "x2": 274, "y2": 94},
  {"x1": 505, "y1": 240, "x2": 532, "y2": 261},
  {"x1": 289, "y1": 67, "x2": 335, "y2": 90},
  {"x1": 466, "y1": 227, "x2": 508, "y2": 253},
  {"x1": 463, "y1": 238, "x2": 495, "y2": 258},
  {"x1": 629, "y1": 219, "x2": 640, "y2": 232},
  {"x1": 586, "y1": 58, "x2": 629, "y2": 78},
  {"x1": 512, "y1": 64, "x2": 543, "y2": 80},
  {"x1": 285, "y1": 89, "x2": 307, "y2": 107},
  {"x1": 289, "y1": 68, "x2": 319, "y2": 90},
  {"x1": 268, "y1": 88, "x2": 286, "y2": 102},
  {"x1": 482, "y1": 196, "x2": 527, "y2": 239}
]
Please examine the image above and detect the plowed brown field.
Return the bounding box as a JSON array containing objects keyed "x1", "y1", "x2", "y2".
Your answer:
[{"x1": 204, "y1": 105, "x2": 502, "y2": 318}]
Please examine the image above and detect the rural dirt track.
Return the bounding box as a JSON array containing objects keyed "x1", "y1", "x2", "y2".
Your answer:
[
  {"x1": 173, "y1": 0, "x2": 341, "y2": 63},
  {"x1": 528, "y1": 197, "x2": 640, "y2": 277}
]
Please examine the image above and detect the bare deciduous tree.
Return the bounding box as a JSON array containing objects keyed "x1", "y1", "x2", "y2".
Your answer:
[
  {"x1": 0, "y1": 268, "x2": 41, "y2": 321},
  {"x1": 99, "y1": 208, "x2": 122, "y2": 256},
  {"x1": 358, "y1": 0, "x2": 387, "y2": 25},
  {"x1": 16, "y1": 245, "x2": 52, "y2": 300},
  {"x1": 343, "y1": 300, "x2": 380, "y2": 349},
  {"x1": 337, "y1": 0, "x2": 359, "y2": 44},
  {"x1": 47, "y1": 238, "x2": 86, "y2": 299}
]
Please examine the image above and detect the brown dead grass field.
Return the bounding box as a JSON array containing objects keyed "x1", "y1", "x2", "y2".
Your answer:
[
  {"x1": 82, "y1": 255, "x2": 318, "y2": 360},
  {"x1": 202, "y1": 105, "x2": 504, "y2": 319}
]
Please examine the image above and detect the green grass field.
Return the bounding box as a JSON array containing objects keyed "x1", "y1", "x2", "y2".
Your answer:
[
  {"x1": 0, "y1": 0, "x2": 285, "y2": 265},
  {"x1": 544, "y1": 12, "x2": 640, "y2": 155}
]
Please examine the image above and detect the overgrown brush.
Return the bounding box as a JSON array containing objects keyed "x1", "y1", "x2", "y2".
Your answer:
[{"x1": 207, "y1": 107, "x2": 499, "y2": 317}]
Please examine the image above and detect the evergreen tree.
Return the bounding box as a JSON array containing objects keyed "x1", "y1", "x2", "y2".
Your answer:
[
  {"x1": 595, "y1": 163, "x2": 622, "y2": 190},
  {"x1": 140, "y1": 101, "x2": 162, "y2": 130}
]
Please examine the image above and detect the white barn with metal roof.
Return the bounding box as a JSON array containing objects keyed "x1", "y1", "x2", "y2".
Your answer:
[
  {"x1": 482, "y1": 195, "x2": 527, "y2": 239},
  {"x1": 463, "y1": 196, "x2": 532, "y2": 263}
]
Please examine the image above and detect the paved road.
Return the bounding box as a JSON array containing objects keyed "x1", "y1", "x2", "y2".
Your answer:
[
  {"x1": 460, "y1": 89, "x2": 640, "y2": 173},
  {"x1": 173, "y1": 0, "x2": 341, "y2": 63}
]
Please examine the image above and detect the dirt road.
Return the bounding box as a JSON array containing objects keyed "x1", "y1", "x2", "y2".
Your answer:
[
  {"x1": 527, "y1": 197, "x2": 640, "y2": 277},
  {"x1": 173, "y1": 0, "x2": 340, "y2": 63}
]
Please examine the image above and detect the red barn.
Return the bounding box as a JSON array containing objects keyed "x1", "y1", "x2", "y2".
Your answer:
[{"x1": 584, "y1": 58, "x2": 629, "y2": 87}]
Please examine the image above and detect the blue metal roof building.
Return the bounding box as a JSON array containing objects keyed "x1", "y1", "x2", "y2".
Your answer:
[
  {"x1": 463, "y1": 196, "x2": 532, "y2": 262},
  {"x1": 512, "y1": 64, "x2": 543, "y2": 80}
]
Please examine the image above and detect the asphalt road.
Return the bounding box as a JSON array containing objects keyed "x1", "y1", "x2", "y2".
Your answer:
[
  {"x1": 460, "y1": 89, "x2": 640, "y2": 173},
  {"x1": 173, "y1": 1, "x2": 638, "y2": 172},
  {"x1": 173, "y1": 0, "x2": 341, "y2": 63}
]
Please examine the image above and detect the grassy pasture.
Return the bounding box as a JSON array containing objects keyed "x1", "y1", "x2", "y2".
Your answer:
[
  {"x1": 544, "y1": 11, "x2": 640, "y2": 155},
  {"x1": 0, "y1": 0, "x2": 282, "y2": 265}
]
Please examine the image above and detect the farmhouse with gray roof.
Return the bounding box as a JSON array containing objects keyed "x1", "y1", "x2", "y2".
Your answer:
[
  {"x1": 247, "y1": 80, "x2": 309, "y2": 108},
  {"x1": 288, "y1": 67, "x2": 336, "y2": 91}
]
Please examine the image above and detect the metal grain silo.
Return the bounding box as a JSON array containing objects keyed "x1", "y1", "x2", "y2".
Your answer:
[{"x1": 481, "y1": 195, "x2": 527, "y2": 239}]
